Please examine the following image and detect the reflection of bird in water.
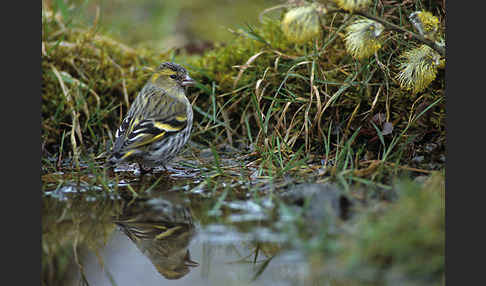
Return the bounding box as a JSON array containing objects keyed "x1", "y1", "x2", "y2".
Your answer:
[{"x1": 114, "y1": 196, "x2": 198, "y2": 280}]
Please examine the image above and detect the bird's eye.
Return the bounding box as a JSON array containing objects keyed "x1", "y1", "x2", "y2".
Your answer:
[{"x1": 170, "y1": 74, "x2": 177, "y2": 79}]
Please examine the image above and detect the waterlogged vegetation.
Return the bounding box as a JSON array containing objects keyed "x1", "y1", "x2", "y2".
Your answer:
[{"x1": 42, "y1": 0, "x2": 445, "y2": 285}]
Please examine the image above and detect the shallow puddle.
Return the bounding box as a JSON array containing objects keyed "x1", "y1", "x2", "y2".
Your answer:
[
  {"x1": 42, "y1": 171, "x2": 338, "y2": 286},
  {"x1": 75, "y1": 216, "x2": 310, "y2": 286},
  {"x1": 42, "y1": 156, "x2": 443, "y2": 286}
]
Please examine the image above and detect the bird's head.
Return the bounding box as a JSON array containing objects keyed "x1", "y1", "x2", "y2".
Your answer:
[{"x1": 150, "y1": 62, "x2": 194, "y2": 90}]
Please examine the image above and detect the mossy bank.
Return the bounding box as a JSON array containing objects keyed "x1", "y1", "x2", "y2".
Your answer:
[{"x1": 42, "y1": 0, "x2": 445, "y2": 181}]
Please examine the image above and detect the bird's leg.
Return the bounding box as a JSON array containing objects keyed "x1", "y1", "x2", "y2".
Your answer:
[
  {"x1": 162, "y1": 164, "x2": 171, "y2": 176},
  {"x1": 138, "y1": 163, "x2": 152, "y2": 177}
]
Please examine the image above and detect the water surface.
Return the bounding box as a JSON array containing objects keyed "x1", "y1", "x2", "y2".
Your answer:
[{"x1": 42, "y1": 169, "x2": 344, "y2": 286}]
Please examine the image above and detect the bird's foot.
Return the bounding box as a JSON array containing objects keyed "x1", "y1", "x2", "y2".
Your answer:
[{"x1": 138, "y1": 163, "x2": 153, "y2": 177}]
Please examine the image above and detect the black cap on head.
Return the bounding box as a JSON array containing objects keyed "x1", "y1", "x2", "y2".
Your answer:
[
  {"x1": 158, "y1": 62, "x2": 187, "y2": 74},
  {"x1": 154, "y1": 62, "x2": 193, "y2": 87}
]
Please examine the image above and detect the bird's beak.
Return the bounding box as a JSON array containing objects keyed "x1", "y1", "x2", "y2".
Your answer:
[{"x1": 181, "y1": 75, "x2": 195, "y2": 87}]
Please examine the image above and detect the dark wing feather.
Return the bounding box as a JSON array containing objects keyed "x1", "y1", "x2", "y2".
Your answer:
[{"x1": 109, "y1": 84, "x2": 188, "y2": 162}]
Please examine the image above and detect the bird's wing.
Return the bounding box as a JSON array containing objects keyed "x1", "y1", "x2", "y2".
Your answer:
[
  {"x1": 124, "y1": 114, "x2": 188, "y2": 150},
  {"x1": 111, "y1": 111, "x2": 187, "y2": 161},
  {"x1": 110, "y1": 85, "x2": 188, "y2": 161}
]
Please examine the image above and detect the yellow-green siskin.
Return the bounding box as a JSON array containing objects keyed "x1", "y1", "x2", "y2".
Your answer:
[
  {"x1": 114, "y1": 197, "x2": 198, "y2": 280},
  {"x1": 107, "y1": 62, "x2": 194, "y2": 173}
]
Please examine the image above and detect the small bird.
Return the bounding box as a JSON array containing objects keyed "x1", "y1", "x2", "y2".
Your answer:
[
  {"x1": 114, "y1": 196, "x2": 198, "y2": 280},
  {"x1": 107, "y1": 62, "x2": 194, "y2": 174}
]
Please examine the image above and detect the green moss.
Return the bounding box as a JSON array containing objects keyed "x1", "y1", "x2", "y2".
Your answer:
[{"x1": 337, "y1": 172, "x2": 445, "y2": 284}]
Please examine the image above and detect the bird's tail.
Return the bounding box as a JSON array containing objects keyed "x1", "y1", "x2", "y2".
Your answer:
[{"x1": 105, "y1": 149, "x2": 141, "y2": 167}]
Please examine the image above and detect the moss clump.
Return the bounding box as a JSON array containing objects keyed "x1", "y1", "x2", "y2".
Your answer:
[
  {"x1": 185, "y1": 18, "x2": 300, "y2": 90},
  {"x1": 336, "y1": 172, "x2": 445, "y2": 284}
]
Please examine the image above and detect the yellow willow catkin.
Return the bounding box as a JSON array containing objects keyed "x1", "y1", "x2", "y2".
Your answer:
[
  {"x1": 344, "y1": 19, "x2": 384, "y2": 60},
  {"x1": 409, "y1": 10, "x2": 440, "y2": 40},
  {"x1": 396, "y1": 45, "x2": 441, "y2": 94},
  {"x1": 335, "y1": 0, "x2": 372, "y2": 12},
  {"x1": 281, "y1": 5, "x2": 322, "y2": 44}
]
